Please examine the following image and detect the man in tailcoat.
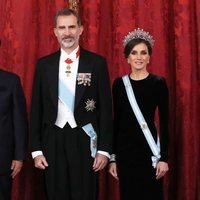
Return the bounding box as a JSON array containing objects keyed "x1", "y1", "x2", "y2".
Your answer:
[
  {"x1": 30, "y1": 8, "x2": 113, "y2": 200},
  {"x1": 0, "y1": 55, "x2": 28, "y2": 200}
]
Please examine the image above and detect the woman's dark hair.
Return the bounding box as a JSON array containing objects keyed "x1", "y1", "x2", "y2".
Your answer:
[{"x1": 124, "y1": 38, "x2": 152, "y2": 58}]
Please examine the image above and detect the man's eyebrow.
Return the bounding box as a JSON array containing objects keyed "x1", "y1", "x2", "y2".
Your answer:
[
  {"x1": 58, "y1": 25, "x2": 66, "y2": 29},
  {"x1": 68, "y1": 25, "x2": 76, "y2": 28},
  {"x1": 57, "y1": 25, "x2": 76, "y2": 29}
]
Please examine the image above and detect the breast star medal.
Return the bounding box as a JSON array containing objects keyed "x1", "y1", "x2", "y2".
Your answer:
[{"x1": 85, "y1": 99, "x2": 96, "y2": 112}]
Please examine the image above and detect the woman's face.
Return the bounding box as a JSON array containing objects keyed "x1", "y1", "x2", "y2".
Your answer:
[{"x1": 127, "y1": 42, "x2": 150, "y2": 71}]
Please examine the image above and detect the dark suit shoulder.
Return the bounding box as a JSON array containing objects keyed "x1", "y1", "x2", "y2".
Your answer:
[
  {"x1": 80, "y1": 48, "x2": 106, "y2": 62},
  {"x1": 37, "y1": 50, "x2": 60, "y2": 63},
  {"x1": 39, "y1": 50, "x2": 60, "y2": 60},
  {"x1": 35, "y1": 50, "x2": 60, "y2": 72},
  {"x1": 0, "y1": 69, "x2": 20, "y2": 82}
]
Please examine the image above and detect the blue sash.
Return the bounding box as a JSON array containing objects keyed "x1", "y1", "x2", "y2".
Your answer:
[
  {"x1": 122, "y1": 75, "x2": 160, "y2": 168},
  {"x1": 59, "y1": 79, "x2": 74, "y2": 112},
  {"x1": 82, "y1": 123, "x2": 97, "y2": 158}
]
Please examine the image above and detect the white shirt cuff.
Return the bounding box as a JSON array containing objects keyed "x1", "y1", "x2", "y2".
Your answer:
[
  {"x1": 32, "y1": 151, "x2": 43, "y2": 159},
  {"x1": 97, "y1": 150, "x2": 110, "y2": 159},
  {"x1": 32, "y1": 150, "x2": 110, "y2": 159}
]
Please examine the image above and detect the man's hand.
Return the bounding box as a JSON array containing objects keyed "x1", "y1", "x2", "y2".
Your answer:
[
  {"x1": 156, "y1": 161, "x2": 169, "y2": 179},
  {"x1": 11, "y1": 160, "x2": 23, "y2": 178},
  {"x1": 34, "y1": 155, "x2": 48, "y2": 170},
  {"x1": 93, "y1": 153, "x2": 108, "y2": 172}
]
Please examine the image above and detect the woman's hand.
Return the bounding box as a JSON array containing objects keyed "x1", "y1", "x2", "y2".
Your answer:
[
  {"x1": 156, "y1": 161, "x2": 169, "y2": 179},
  {"x1": 108, "y1": 162, "x2": 118, "y2": 180}
]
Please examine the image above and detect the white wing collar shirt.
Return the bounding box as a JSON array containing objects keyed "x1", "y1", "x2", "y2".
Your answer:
[{"x1": 55, "y1": 46, "x2": 80, "y2": 129}]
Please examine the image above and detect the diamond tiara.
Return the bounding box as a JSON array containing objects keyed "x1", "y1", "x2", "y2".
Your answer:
[{"x1": 123, "y1": 28, "x2": 155, "y2": 47}]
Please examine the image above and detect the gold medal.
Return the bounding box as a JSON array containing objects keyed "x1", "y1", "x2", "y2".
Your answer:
[{"x1": 65, "y1": 65, "x2": 71, "y2": 77}]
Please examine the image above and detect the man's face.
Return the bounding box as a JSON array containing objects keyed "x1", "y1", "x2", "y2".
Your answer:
[{"x1": 54, "y1": 15, "x2": 83, "y2": 51}]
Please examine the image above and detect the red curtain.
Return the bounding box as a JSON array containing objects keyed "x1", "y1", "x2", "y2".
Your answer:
[{"x1": 0, "y1": 0, "x2": 199, "y2": 199}]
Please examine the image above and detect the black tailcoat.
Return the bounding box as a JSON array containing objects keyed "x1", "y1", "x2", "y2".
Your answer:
[{"x1": 30, "y1": 48, "x2": 113, "y2": 200}]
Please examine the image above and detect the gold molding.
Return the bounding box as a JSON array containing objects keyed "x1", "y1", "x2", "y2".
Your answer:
[{"x1": 68, "y1": 0, "x2": 80, "y2": 12}]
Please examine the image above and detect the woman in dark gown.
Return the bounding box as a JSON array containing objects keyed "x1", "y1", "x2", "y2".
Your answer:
[{"x1": 109, "y1": 28, "x2": 169, "y2": 200}]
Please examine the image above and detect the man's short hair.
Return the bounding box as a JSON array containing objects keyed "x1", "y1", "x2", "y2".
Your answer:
[{"x1": 54, "y1": 8, "x2": 82, "y2": 27}]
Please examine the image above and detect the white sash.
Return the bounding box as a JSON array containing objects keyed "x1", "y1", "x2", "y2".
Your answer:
[{"x1": 122, "y1": 75, "x2": 161, "y2": 168}]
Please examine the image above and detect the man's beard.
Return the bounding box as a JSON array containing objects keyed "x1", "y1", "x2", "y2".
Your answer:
[{"x1": 61, "y1": 37, "x2": 76, "y2": 48}]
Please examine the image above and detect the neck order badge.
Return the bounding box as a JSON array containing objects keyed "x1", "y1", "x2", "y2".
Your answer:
[
  {"x1": 65, "y1": 58, "x2": 73, "y2": 77},
  {"x1": 65, "y1": 48, "x2": 80, "y2": 77}
]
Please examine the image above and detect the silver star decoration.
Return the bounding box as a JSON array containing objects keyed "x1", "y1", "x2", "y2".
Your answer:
[{"x1": 85, "y1": 99, "x2": 96, "y2": 112}]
